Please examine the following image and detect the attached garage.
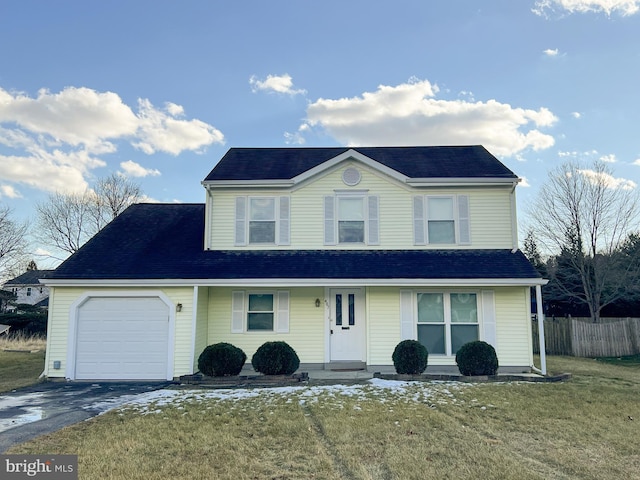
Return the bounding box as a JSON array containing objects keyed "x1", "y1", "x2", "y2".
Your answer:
[{"x1": 72, "y1": 296, "x2": 172, "y2": 380}]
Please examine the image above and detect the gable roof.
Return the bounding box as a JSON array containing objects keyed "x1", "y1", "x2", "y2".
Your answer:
[
  {"x1": 4, "y1": 270, "x2": 55, "y2": 286},
  {"x1": 203, "y1": 146, "x2": 518, "y2": 182},
  {"x1": 47, "y1": 203, "x2": 542, "y2": 285}
]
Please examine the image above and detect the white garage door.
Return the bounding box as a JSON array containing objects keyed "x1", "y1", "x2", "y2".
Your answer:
[{"x1": 75, "y1": 297, "x2": 170, "y2": 380}]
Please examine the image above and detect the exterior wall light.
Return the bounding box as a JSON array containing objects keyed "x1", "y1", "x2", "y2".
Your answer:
[
  {"x1": 176, "y1": 303, "x2": 183, "y2": 312},
  {"x1": 315, "y1": 298, "x2": 321, "y2": 308}
]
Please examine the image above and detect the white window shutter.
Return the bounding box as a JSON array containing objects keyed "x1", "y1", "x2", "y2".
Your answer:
[
  {"x1": 276, "y1": 291, "x2": 290, "y2": 333},
  {"x1": 458, "y1": 195, "x2": 471, "y2": 245},
  {"x1": 231, "y1": 291, "x2": 245, "y2": 333},
  {"x1": 481, "y1": 290, "x2": 497, "y2": 349},
  {"x1": 235, "y1": 197, "x2": 247, "y2": 246},
  {"x1": 324, "y1": 195, "x2": 336, "y2": 245},
  {"x1": 279, "y1": 196, "x2": 290, "y2": 245},
  {"x1": 368, "y1": 195, "x2": 380, "y2": 245},
  {"x1": 413, "y1": 196, "x2": 425, "y2": 245},
  {"x1": 400, "y1": 290, "x2": 415, "y2": 340}
]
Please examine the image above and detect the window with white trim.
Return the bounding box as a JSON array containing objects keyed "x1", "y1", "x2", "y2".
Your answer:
[
  {"x1": 417, "y1": 292, "x2": 478, "y2": 355},
  {"x1": 231, "y1": 291, "x2": 290, "y2": 333},
  {"x1": 413, "y1": 194, "x2": 470, "y2": 245},
  {"x1": 324, "y1": 194, "x2": 379, "y2": 245},
  {"x1": 247, "y1": 294, "x2": 274, "y2": 331},
  {"x1": 235, "y1": 196, "x2": 290, "y2": 246}
]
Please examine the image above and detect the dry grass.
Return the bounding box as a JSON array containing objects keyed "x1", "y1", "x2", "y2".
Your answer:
[
  {"x1": 0, "y1": 332, "x2": 47, "y2": 352},
  {"x1": 8, "y1": 356, "x2": 640, "y2": 480}
]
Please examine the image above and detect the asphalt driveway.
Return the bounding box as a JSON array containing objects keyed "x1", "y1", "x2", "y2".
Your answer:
[{"x1": 0, "y1": 381, "x2": 170, "y2": 452}]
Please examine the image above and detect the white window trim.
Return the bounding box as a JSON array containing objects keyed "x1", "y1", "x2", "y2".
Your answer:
[
  {"x1": 415, "y1": 290, "x2": 482, "y2": 357},
  {"x1": 324, "y1": 192, "x2": 379, "y2": 246},
  {"x1": 231, "y1": 290, "x2": 290, "y2": 334},
  {"x1": 235, "y1": 196, "x2": 291, "y2": 246},
  {"x1": 414, "y1": 194, "x2": 471, "y2": 246}
]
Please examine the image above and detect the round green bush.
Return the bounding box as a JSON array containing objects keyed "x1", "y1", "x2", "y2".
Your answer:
[
  {"x1": 251, "y1": 341, "x2": 300, "y2": 375},
  {"x1": 392, "y1": 339, "x2": 429, "y2": 374},
  {"x1": 198, "y1": 342, "x2": 246, "y2": 377},
  {"x1": 455, "y1": 341, "x2": 499, "y2": 376}
]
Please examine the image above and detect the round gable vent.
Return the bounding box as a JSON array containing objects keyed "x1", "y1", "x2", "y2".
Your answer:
[{"x1": 342, "y1": 167, "x2": 361, "y2": 186}]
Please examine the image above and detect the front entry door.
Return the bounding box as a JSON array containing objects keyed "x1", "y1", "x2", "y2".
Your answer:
[{"x1": 329, "y1": 289, "x2": 365, "y2": 362}]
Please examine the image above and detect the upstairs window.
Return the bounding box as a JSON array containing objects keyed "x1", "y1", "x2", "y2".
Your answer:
[
  {"x1": 27, "y1": 287, "x2": 32, "y2": 297},
  {"x1": 338, "y1": 197, "x2": 365, "y2": 243},
  {"x1": 324, "y1": 193, "x2": 379, "y2": 245},
  {"x1": 427, "y1": 197, "x2": 455, "y2": 244},
  {"x1": 413, "y1": 195, "x2": 470, "y2": 245},
  {"x1": 249, "y1": 198, "x2": 275, "y2": 244},
  {"x1": 235, "y1": 196, "x2": 290, "y2": 246}
]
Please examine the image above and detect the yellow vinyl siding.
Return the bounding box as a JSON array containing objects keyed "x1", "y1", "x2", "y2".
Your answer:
[
  {"x1": 45, "y1": 286, "x2": 195, "y2": 378},
  {"x1": 366, "y1": 286, "x2": 531, "y2": 368},
  {"x1": 495, "y1": 287, "x2": 533, "y2": 367},
  {"x1": 207, "y1": 287, "x2": 325, "y2": 363},
  {"x1": 193, "y1": 286, "x2": 209, "y2": 371},
  {"x1": 366, "y1": 287, "x2": 402, "y2": 365},
  {"x1": 207, "y1": 162, "x2": 515, "y2": 250}
]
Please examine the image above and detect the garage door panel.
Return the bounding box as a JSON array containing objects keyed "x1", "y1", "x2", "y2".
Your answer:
[{"x1": 75, "y1": 297, "x2": 170, "y2": 380}]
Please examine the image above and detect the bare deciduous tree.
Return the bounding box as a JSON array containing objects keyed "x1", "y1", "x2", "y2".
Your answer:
[
  {"x1": 529, "y1": 161, "x2": 640, "y2": 321},
  {"x1": 35, "y1": 174, "x2": 142, "y2": 256},
  {"x1": 0, "y1": 205, "x2": 29, "y2": 280},
  {"x1": 92, "y1": 173, "x2": 142, "y2": 226}
]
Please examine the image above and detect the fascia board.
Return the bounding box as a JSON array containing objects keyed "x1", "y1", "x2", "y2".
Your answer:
[
  {"x1": 44, "y1": 277, "x2": 548, "y2": 287},
  {"x1": 202, "y1": 179, "x2": 295, "y2": 188},
  {"x1": 406, "y1": 178, "x2": 520, "y2": 187}
]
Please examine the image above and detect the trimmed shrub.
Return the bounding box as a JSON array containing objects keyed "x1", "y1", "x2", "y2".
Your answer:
[
  {"x1": 455, "y1": 341, "x2": 499, "y2": 376},
  {"x1": 198, "y1": 342, "x2": 246, "y2": 377},
  {"x1": 251, "y1": 341, "x2": 300, "y2": 375},
  {"x1": 392, "y1": 339, "x2": 429, "y2": 374}
]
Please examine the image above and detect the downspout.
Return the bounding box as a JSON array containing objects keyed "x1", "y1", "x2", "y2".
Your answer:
[{"x1": 534, "y1": 284, "x2": 547, "y2": 375}]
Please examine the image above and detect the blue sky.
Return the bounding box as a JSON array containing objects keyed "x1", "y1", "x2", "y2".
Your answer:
[{"x1": 1, "y1": 0, "x2": 639, "y2": 265}]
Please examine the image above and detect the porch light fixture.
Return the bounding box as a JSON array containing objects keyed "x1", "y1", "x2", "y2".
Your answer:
[
  {"x1": 176, "y1": 303, "x2": 183, "y2": 312},
  {"x1": 315, "y1": 298, "x2": 321, "y2": 308}
]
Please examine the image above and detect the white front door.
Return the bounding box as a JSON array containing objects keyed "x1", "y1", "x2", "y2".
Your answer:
[{"x1": 329, "y1": 289, "x2": 365, "y2": 362}]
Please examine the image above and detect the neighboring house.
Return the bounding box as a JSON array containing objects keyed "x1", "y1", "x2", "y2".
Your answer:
[
  {"x1": 3, "y1": 270, "x2": 55, "y2": 310},
  {"x1": 43, "y1": 146, "x2": 546, "y2": 381}
]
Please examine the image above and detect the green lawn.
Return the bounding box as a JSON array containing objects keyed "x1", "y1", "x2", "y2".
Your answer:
[
  {"x1": 0, "y1": 349, "x2": 45, "y2": 393},
  {"x1": 8, "y1": 355, "x2": 640, "y2": 480}
]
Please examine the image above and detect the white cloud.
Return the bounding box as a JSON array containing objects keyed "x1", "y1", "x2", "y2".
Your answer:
[
  {"x1": 533, "y1": 0, "x2": 640, "y2": 16},
  {"x1": 543, "y1": 48, "x2": 560, "y2": 56},
  {"x1": 519, "y1": 176, "x2": 531, "y2": 187},
  {"x1": 249, "y1": 74, "x2": 306, "y2": 96},
  {"x1": 0, "y1": 184, "x2": 21, "y2": 198},
  {"x1": 572, "y1": 112, "x2": 582, "y2": 119},
  {"x1": 599, "y1": 153, "x2": 617, "y2": 163},
  {"x1": 0, "y1": 86, "x2": 225, "y2": 194},
  {"x1": 296, "y1": 78, "x2": 557, "y2": 157},
  {"x1": 633, "y1": 158, "x2": 640, "y2": 166},
  {"x1": 120, "y1": 160, "x2": 161, "y2": 178},
  {"x1": 578, "y1": 168, "x2": 636, "y2": 190},
  {"x1": 133, "y1": 99, "x2": 224, "y2": 155}
]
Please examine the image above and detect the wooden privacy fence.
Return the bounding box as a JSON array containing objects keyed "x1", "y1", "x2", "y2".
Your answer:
[{"x1": 532, "y1": 317, "x2": 640, "y2": 357}]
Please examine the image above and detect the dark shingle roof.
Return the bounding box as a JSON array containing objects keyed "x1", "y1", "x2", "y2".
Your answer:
[
  {"x1": 49, "y1": 204, "x2": 540, "y2": 282},
  {"x1": 5, "y1": 270, "x2": 55, "y2": 285},
  {"x1": 204, "y1": 146, "x2": 518, "y2": 181}
]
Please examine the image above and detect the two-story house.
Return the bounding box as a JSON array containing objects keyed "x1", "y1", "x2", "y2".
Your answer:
[
  {"x1": 3, "y1": 270, "x2": 54, "y2": 311},
  {"x1": 43, "y1": 146, "x2": 546, "y2": 380}
]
